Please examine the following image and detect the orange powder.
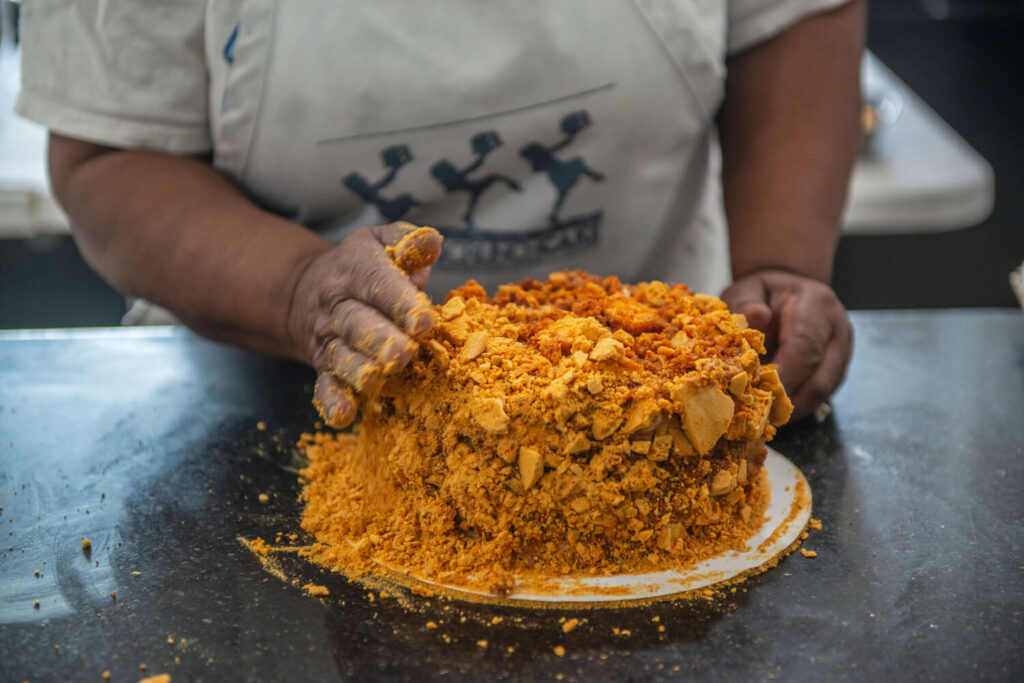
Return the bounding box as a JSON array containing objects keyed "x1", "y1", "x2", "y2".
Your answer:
[{"x1": 300, "y1": 271, "x2": 792, "y2": 595}]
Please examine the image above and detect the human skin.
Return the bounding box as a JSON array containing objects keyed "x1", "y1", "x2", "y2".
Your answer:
[
  {"x1": 719, "y1": 0, "x2": 865, "y2": 417},
  {"x1": 48, "y1": 2, "x2": 863, "y2": 423}
]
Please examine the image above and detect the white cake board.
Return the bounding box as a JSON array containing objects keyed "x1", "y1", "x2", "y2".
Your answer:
[{"x1": 377, "y1": 448, "x2": 812, "y2": 603}]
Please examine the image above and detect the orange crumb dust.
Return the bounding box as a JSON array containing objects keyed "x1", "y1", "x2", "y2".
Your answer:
[{"x1": 300, "y1": 271, "x2": 792, "y2": 595}]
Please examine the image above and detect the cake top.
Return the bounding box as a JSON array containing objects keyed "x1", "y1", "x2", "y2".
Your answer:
[{"x1": 380, "y1": 270, "x2": 792, "y2": 462}]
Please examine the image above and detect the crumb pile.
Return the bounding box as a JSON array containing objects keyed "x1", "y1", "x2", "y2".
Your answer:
[{"x1": 300, "y1": 271, "x2": 793, "y2": 595}]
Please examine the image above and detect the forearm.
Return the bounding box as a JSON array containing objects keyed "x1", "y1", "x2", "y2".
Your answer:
[
  {"x1": 49, "y1": 135, "x2": 330, "y2": 360},
  {"x1": 720, "y1": 0, "x2": 865, "y2": 283}
]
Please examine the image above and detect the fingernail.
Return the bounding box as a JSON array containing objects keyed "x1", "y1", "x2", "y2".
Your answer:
[{"x1": 313, "y1": 375, "x2": 357, "y2": 429}]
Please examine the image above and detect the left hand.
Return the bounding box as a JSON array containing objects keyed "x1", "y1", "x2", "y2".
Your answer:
[{"x1": 721, "y1": 269, "x2": 853, "y2": 420}]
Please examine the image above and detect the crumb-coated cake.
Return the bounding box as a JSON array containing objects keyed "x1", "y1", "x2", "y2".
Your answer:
[{"x1": 300, "y1": 271, "x2": 794, "y2": 594}]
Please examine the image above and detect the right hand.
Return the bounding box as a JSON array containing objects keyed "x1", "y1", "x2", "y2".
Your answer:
[{"x1": 287, "y1": 223, "x2": 443, "y2": 428}]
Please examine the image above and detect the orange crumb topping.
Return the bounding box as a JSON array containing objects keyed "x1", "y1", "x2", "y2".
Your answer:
[{"x1": 300, "y1": 271, "x2": 792, "y2": 595}]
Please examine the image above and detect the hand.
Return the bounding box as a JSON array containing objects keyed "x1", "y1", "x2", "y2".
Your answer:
[
  {"x1": 721, "y1": 269, "x2": 853, "y2": 420},
  {"x1": 287, "y1": 223, "x2": 443, "y2": 428}
]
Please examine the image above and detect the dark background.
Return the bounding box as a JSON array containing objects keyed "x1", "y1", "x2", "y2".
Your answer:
[{"x1": 1, "y1": 0, "x2": 1023, "y2": 328}]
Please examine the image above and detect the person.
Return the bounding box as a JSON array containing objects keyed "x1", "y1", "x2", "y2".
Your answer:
[{"x1": 16, "y1": 1, "x2": 861, "y2": 426}]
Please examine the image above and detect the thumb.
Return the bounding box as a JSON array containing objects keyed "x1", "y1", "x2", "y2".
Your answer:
[
  {"x1": 377, "y1": 223, "x2": 443, "y2": 274},
  {"x1": 721, "y1": 276, "x2": 772, "y2": 332}
]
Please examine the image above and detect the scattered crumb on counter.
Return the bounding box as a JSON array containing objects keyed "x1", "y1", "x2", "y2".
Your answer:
[
  {"x1": 562, "y1": 618, "x2": 579, "y2": 633},
  {"x1": 248, "y1": 538, "x2": 271, "y2": 557},
  {"x1": 426, "y1": 621, "x2": 438, "y2": 629},
  {"x1": 258, "y1": 494, "x2": 269, "y2": 503},
  {"x1": 476, "y1": 639, "x2": 488, "y2": 648},
  {"x1": 651, "y1": 615, "x2": 660, "y2": 622},
  {"x1": 103, "y1": 671, "x2": 111, "y2": 680},
  {"x1": 490, "y1": 616, "x2": 503, "y2": 625},
  {"x1": 658, "y1": 625, "x2": 666, "y2": 633},
  {"x1": 800, "y1": 549, "x2": 817, "y2": 558},
  {"x1": 33, "y1": 600, "x2": 39, "y2": 608},
  {"x1": 257, "y1": 421, "x2": 267, "y2": 431},
  {"x1": 138, "y1": 675, "x2": 171, "y2": 683},
  {"x1": 809, "y1": 518, "x2": 823, "y2": 530},
  {"x1": 81, "y1": 539, "x2": 91, "y2": 549},
  {"x1": 110, "y1": 591, "x2": 116, "y2": 599},
  {"x1": 302, "y1": 582, "x2": 329, "y2": 596},
  {"x1": 553, "y1": 645, "x2": 566, "y2": 657}
]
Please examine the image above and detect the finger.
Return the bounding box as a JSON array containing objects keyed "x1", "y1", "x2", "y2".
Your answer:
[
  {"x1": 374, "y1": 223, "x2": 443, "y2": 273},
  {"x1": 409, "y1": 265, "x2": 432, "y2": 291},
  {"x1": 390, "y1": 228, "x2": 444, "y2": 274},
  {"x1": 740, "y1": 302, "x2": 772, "y2": 334},
  {"x1": 315, "y1": 338, "x2": 382, "y2": 392},
  {"x1": 721, "y1": 275, "x2": 768, "y2": 318},
  {"x1": 721, "y1": 275, "x2": 774, "y2": 344},
  {"x1": 313, "y1": 373, "x2": 358, "y2": 429},
  {"x1": 771, "y1": 294, "x2": 834, "y2": 398},
  {"x1": 329, "y1": 299, "x2": 417, "y2": 373},
  {"x1": 348, "y1": 231, "x2": 438, "y2": 337},
  {"x1": 789, "y1": 337, "x2": 848, "y2": 420}
]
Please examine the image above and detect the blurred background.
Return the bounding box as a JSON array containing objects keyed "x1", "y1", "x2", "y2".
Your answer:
[{"x1": 1, "y1": 0, "x2": 1022, "y2": 329}]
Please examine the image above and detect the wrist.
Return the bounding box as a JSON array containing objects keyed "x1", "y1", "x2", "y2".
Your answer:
[{"x1": 731, "y1": 259, "x2": 833, "y2": 285}]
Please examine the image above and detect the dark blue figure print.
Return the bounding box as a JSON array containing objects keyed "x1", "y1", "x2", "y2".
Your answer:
[
  {"x1": 342, "y1": 145, "x2": 421, "y2": 222},
  {"x1": 519, "y1": 111, "x2": 604, "y2": 225},
  {"x1": 429, "y1": 131, "x2": 522, "y2": 228}
]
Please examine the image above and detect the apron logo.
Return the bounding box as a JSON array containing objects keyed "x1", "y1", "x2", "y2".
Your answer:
[
  {"x1": 519, "y1": 111, "x2": 605, "y2": 226},
  {"x1": 342, "y1": 145, "x2": 422, "y2": 223},
  {"x1": 430, "y1": 131, "x2": 522, "y2": 228},
  {"x1": 341, "y1": 110, "x2": 604, "y2": 268}
]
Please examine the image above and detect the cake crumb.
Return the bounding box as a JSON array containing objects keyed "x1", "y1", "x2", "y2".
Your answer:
[
  {"x1": 302, "y1": 583, "x2": 329, "y2": 596},
  {"x1": 800, "y1": 549, "x2": 817, "y2": 558},
  {"x1": 33, "y1": 600, "x2": 39, "y2": 608},
  {"x1": 651, "y1": 616, "x2": 660, "y2": 622},
  {"x1": 138, "y1": 675, "x2": 171, "y2": 683},
  {"x1": 476, "y1": 639, "x2": 488, "y2": 648},
  {"x1": 809, "y1": 518, "x2": 823, "y2": 530},
  {"x1": 258, "y1": 493, "x2": 269, "y2": 503},
  {"x1": 658, "y1": 625, "x2": 666, "y2": 633},
  {"x1": 102, "y1": 671, "x2": 111, "y2": 680},
  {"x1": 140, "y1": 663, "x2": 147, "y2": 671},
  {"x1": 426, "y1": 621, "x2": 438, "y2": 629},
  {"x1": 34, "y1": 569, "x2": 39, "y2": 577},
  {"x1": 562, "y1": 618, "x2": 579, "y2": 633},
  {"x1": 490, "y1": 616, "x2": 503, "y2": 625},
  {"x1": 110, "y1": 591, "x2": 116, "y2": 599},
  {"x1": 257, "y1": 421, "x2": 267, "y2": 431},
  {"x1": 553, "y1": 645, "x2": 566, "y2": 657},
  {"x1": 81, "y1": 539, "x2": 91, "y2": 549}
]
